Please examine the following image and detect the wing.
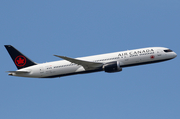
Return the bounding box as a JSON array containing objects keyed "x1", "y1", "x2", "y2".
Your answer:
[{"x1": 54, "y1": 55, "x2": 103, "y2": 70}]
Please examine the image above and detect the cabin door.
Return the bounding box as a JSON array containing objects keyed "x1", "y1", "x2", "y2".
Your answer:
[{"x1": 39, "y1": 67, "x2": 44, "y2": 76}]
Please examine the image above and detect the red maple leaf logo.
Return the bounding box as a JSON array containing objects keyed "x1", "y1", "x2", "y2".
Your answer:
[
  {"x1": 17, "y1": 58, "x2": 24, "y2": 64},
  {"x1": 15, "y1": 55, "x2": 26, "y2": 67},
  {"x1": 150, "y1": 55, "x2": 155, "y2": 59}
]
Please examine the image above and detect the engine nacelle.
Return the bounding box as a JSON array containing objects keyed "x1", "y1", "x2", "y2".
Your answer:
[{"x1": 102, "y1": 61, "x2": 122, "y2": 73}]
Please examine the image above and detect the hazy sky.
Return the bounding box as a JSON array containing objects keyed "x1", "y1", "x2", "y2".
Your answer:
[{"x1": 1, "y1": 0, "x2": 180, "y2": 119}]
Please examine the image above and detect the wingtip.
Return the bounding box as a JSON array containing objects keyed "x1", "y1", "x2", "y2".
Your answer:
[
  {"x1": 53, "y1": 55, "x2": 59, "y2": 57},
  {"x1": 54, "y1": 55, "x2": 64, "y2": 57}
]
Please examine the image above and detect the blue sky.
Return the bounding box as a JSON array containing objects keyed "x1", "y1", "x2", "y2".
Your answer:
[{"x1": 1, "y1": 0, "x2": 180, "y2": 119}]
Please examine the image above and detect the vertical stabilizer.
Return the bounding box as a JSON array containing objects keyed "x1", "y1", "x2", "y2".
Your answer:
[{"x1": 4, "y1": 45, "x2": 37, "y2": 69}]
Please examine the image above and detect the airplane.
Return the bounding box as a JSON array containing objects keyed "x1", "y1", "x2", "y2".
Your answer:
[{"x1": 4, "y1": 45, "x2": 177, "y2": 78}]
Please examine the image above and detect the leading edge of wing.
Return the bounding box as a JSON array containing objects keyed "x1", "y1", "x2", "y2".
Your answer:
[{"x1": 54, "y1": 55, "x2": 103, "y2": 70}]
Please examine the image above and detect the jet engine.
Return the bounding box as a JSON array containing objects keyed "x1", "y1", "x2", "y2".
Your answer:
[{"x1": 102, "y1": 61, "x2": 122, "y2": 73}]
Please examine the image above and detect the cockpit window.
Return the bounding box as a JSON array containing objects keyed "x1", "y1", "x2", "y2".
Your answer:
[{"x1": 164, "y1": 49, "x2": 173, "y2": 52}]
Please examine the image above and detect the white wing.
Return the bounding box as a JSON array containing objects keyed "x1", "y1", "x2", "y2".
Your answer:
[{"x1": 54, "y1": 55, "x2": 103, "y2": 70}]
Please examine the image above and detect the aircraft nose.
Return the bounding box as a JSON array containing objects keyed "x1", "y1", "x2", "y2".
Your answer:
[{"x1": 173, "y1": 52, "x2": 177, "y2": 58}]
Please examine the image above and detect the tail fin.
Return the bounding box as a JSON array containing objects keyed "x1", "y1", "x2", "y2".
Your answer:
[{"x1": 4, "y1": 45, "x2": 37, "y2": 69}]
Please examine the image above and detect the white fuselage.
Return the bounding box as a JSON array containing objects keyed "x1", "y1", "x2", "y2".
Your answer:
[{"x1": 12, "y1": 47, "x2": 177, "y2": 78}]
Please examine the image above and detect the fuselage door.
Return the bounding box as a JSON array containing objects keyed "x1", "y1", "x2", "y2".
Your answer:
[
  {"x1": 40, "y1": 67, "x2": 44, "y2": 76},
  {"x1": 156, "y1": 49, "x2": 165, "y2": 60},
  {"x1": 157, "y1": 49, "x2": 162, "y2": 56}
]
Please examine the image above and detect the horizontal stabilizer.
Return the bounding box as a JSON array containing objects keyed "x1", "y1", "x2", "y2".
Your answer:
[
  {"x1": 6, "y1": 71, "x2": 30, "y2": 74},
  {"x1": 54, "y1": 55, "x2": 103, "y2": 70}
]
